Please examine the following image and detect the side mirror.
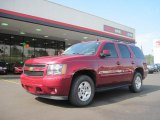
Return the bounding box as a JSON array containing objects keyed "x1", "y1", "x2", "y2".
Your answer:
[{"x1": 100, "y1": 50, "x2": 111, "y2": 57}]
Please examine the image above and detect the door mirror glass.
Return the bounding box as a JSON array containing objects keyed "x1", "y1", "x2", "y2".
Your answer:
[{"x1": 101, "y1": 50, "x2": 111, "y2": 57}]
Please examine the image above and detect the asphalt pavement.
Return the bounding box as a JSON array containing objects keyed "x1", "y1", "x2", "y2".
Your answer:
[{"x1": 0, "y1": 72, "x2": 160, "y2": 120}]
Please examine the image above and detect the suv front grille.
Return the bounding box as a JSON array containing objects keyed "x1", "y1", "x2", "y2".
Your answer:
[
  {"x1": 24, "y1": 64, "x2": 46, "y2": 76},
  {"x1": 24, "y1": 71, "x2": 44, "y2": 76},
  {"x1": 25, "y1": 64, "x2": 45, "y2": 68}
]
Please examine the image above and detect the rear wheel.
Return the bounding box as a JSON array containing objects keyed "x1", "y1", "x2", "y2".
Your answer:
[
  {"x1": 129, "y1": 72, "x2": 143, "y2": 93},
  {"x1": 69, "y1": 75, "x2": 95, "y2": 106}
]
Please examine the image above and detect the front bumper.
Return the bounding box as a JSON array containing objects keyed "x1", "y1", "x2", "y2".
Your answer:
[
  {"x1": 0, "y1": 69, "x2": 7, "y2": 74},
  {"x1": 148, "y1": 69, "x2": 154, "y2": 72},
  {"x1": 20, "y1": 74, "x2": 71, "y2": 98},
  {"x1": 33, "y1": 94, "x2": 68, "y2": 100}
]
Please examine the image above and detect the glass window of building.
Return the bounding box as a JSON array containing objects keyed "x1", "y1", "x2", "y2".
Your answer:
[{"x1": 0, "y1": 33, "x2": 65, "y2": 65}]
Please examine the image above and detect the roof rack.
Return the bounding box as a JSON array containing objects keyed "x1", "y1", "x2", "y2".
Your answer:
[{"x1": 114, "y1": 40, "x2": 135, "y2": 44}]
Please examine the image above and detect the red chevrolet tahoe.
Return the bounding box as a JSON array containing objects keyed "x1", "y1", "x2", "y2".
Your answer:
[{"x1": 20, "y1": 40, "x2": 148, "y2": 106}]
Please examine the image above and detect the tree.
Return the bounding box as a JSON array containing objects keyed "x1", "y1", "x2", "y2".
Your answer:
[{"x1": 145, "y1": 54, "x2": 154, "y2": 64}]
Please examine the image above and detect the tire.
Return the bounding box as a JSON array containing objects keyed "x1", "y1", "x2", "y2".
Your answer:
[
  {"x1": 13, "y1": 69, "x2": 16, "y2": 74},
  {"x1": 5, "y1": 71, "x2": 7, "y2": 75},
  {"x1": 69, "y1": 75, "x2": 95, "y2": 107},
  {"x1": 129, "y1": 72, "x2": 143, "y2": 93},
  {"x1": 151, "y1": 71, "x2": 154, "y2": 74}
]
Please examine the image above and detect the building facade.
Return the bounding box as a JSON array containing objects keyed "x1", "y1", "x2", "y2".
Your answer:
[{"x1": 0, "y1": 0, "x2": 135, "y2": 64}]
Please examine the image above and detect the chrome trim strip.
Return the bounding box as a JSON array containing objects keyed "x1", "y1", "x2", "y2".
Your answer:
[{"x1": 25, "y1": 64, "x2": 46, "y2": 67}]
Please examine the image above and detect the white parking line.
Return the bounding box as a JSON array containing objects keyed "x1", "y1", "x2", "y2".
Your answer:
[{"x1": 2, "y1": 80, "x2": 20, "y2": 85}]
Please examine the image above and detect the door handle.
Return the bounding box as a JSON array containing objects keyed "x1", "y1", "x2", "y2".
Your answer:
[
  {"x1": 117, "y1": 61, "x2": 120, "y2": 65},
  {"x1": 131, "y1": 61, "x2": 135, "y2": 64}
]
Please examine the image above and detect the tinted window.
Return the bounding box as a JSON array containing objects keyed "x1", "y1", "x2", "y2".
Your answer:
[
  {"x1": 103, "y1": 43, "x2": 118, "y2": 58},
  {"x1": 0, "y1": 62, "x2": 6, "y2": 67},
  {"x1": 14, "y1": 62, "x2": 24, "y2": 67},
  {"x1": 118, "y1": 44, "x2": 131, "y2": 58},
  {"x1": 130, "y1": 46, "x2": 144, "y2": 59}
]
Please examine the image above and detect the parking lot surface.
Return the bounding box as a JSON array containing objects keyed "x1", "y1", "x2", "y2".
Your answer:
[{"x1": 0, "y1": 73, "x2": 160, "y2": 120}]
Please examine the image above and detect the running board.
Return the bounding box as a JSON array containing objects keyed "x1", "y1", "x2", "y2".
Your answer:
[{"x1": 95, "y1": 84, "x2": 130, "y2": 92}]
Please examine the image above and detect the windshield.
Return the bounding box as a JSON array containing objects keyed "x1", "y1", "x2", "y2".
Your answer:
[
  {"x1": 63, "y1": 42, "x2": 100, "y2": 55},
  {"x1": 15, "y1": 62, "x2": 24, "y2": 67},
  {"x1": 0, "y1": 62, "x2": 6, "y2": 67}
]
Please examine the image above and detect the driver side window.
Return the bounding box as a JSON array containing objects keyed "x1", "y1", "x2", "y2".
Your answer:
[{"x1": 102, "y1": 43, "x2": 118, "y2": 58}]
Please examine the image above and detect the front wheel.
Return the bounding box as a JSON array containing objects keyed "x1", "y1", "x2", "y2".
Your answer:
[
  {"x1": 69, "y1": 75, "x2": 95, "y2": 106},
  {"x1": 129, "y1": 72, "x2": 143, "y2": 93}
]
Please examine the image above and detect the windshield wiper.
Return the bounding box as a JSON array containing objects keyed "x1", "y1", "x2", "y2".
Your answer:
[
  {"x1": 72, "y1": 53, "x2": 84, "y2": 55},
  {"x1": 62, "y1": 53, "x2": 84, "y2": 55}
]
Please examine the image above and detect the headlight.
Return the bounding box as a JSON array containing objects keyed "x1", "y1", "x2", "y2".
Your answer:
[
  {"x1": 47, "y1": 64, "x2": 67, "y2": 75},
  {"x1": 15, "y1": 67, "x2": 18, "y2": 69},
  {"x1": 2, "y1": 67, "x2": 7, "y2": 70}
]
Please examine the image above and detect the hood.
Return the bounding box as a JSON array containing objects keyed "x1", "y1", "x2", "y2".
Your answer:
[{"x1": 25, "y1": 55, "x2": 97, "y2": 64}]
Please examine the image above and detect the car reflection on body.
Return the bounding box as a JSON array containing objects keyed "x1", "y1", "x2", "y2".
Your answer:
[
  {"x1": 153, "y1": 64, "x2": 159, "y2": 72},
  {"x1": 0, "y1": 61, "x2": 8, "y2": 74},
  {"x1": 154, "y1": 64, "x2": 160, "y2": 72},
  {"x1": 147, "y1": 65, "x2": 155, "y2": 74}
]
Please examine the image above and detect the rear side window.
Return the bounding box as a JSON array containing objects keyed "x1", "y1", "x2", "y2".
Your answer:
[
  {"x1": 118, "y1": 44, "x2": 131, "y2": 58},
  {"x1": 130, "y1": 46, "x2": 144, "y2": 59},
  {"x1": 103, "y1": 43, "x2": 118, "y2": 58}
]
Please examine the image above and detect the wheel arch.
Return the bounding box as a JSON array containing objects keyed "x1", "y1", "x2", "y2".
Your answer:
[
  {"x1": 69, "y1": 69, "x2": 97, "y2": 96},
  {"x1": 71, "y1": 69, "x2": 97, "y2": 85},
  {"x1": 134, "y1": 67, "x2": 144, "y2": 79}
]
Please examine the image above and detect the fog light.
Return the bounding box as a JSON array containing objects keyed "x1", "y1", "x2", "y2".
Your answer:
[
  {"x1": 49, "y1": 88, "x2": 57, "y2": 94},
  {"x1": 36, "y1": 87, "x2": 42, "y2": 93}
]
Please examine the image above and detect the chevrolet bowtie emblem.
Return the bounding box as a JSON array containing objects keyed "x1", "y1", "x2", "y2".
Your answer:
[{"x1": 29, "y1": 67, "x2": 34, "y2": 71}]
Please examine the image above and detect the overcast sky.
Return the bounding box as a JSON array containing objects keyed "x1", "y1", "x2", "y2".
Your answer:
[{"x1": 49, "y1": 0, "x2": 160, "y2": 55}]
